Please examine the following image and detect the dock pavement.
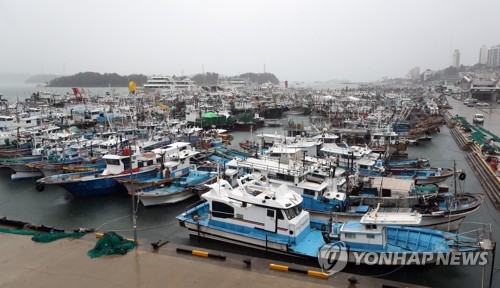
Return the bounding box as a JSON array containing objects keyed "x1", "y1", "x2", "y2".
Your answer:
[{"x1": 0, "y1": 233, "x2": 427, "y2": 288}]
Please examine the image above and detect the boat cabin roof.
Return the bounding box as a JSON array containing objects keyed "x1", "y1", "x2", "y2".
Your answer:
[
  {"x1": 102, "y1": 155, "x2": 128, "y2": 160},
  {"x1": 203, "y1": 178, "x2": 303, "y2": 210},
  {"x1": 360, "y1": 210, "x2": 422, "y2": 226}
]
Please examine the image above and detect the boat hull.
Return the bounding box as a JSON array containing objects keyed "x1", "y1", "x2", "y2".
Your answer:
[
  {"x1": 11, "y1": 170, "x2": 44, "y2": 180},
  {"x1": 56, "y1": 168, "x2": 159, "y2": 197},
  {"x1": 139, "y1": 188, "x2": 195, "y2": 206},
  {"x1": 181, "y1": 220, "x2": 292, "y2": 255}
]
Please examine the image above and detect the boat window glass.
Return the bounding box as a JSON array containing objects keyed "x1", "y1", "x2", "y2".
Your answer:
[
  {"x1": 293, "y1": 204, "x2": 302, "y2": 216},
  {"x1": 344, "y1": 233, "x2": 356, "y2": 239},
  {"x1": 106, "y1": 159, "x2": 120, "y2": 165},
  {"x1": 267, "y1": 209, "x2": 275, "y2": 218},
  {"x1": 121, "y1": 158, "x2": 131, "y2": 165},
  {"x1": 284, "y1": 207, "x2": 297, "y2": 220},
  {"x1": 212, "y1": 201, "x2": 234, "y2": 218},
  {"x1": 303, "y1": 189, "x2": 315, "y2": 196},
  {"x1": 366, "y1": 234, "x2": 375, "y2": 239}
]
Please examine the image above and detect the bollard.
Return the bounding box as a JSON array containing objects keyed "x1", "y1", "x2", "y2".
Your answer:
[
  {"x1": 269, "y1": 263, "x2": 329, "y2": 279},
  {"x1": 176, "y1": 248, "x2": 226, "y2": 260}
]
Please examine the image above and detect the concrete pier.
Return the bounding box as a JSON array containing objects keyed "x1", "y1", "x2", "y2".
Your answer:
[
  {"x1": 445, "y1": 97, "x2": 500, "y2": 209},
  {"x1": 0, "y1": 233, "x2": 426, "y2": 288}
]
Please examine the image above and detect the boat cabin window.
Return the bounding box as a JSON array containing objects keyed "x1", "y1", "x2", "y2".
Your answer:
[
  {"x1": 212, "y1": 201, "x2": 234, "y2": 218},
  {"x1": 303, "y1": 189, "x2": 315, "y2": 196},
  {"x1": 366, "y1": 224, "x2": 377, "y2": 229},
  {"x1": 273, "y1": 173, "x2": 295, "y2": 182},
  {"x1": 106, "y1": 159, "x2": 120, "y2": 165},
  {"x1": 344, "y1": 233, "x2": 356, "y2": 239},
  {"x1": 366, "y1": 234, "x2": 375, "y2": 239},
  {"x1": 267, "y1": 210, "x2": 275, "y2": 218},
  {"x1": 284, "y1": 205, "x2": 303, "y2": 220}
]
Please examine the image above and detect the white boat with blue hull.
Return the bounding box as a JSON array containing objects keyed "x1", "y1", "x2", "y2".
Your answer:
[
  {"x1": 177, "y1": 176, "x2": 491, "y2": 263},
  {"x1": 177, "y1": 177, "x2": 328, "y2": 258},
  {"x1": 37, "y1": 147, "x2": 161, "y2": 197},
  {"x1": 136, "y1": 171, "x2": 217, "y2": 207},
  {"x1": 320, "y1": 205, "x2": 492, "y2": 265}
]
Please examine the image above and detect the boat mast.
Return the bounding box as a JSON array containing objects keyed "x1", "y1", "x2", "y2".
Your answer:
[{"x1": 453, "y1": 160, "x2": 457, "y2": 198}]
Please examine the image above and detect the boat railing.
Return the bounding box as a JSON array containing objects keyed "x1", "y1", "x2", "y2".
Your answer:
[
  {"x1": 238, "y1": 160, "x2": 306, "y2": 176},
  {"x1": 184, "y1": 199, "x2": 207, "y2": 215},
  {"x1": 455, "y1": 222, "x2": 494, "y2": 248}
]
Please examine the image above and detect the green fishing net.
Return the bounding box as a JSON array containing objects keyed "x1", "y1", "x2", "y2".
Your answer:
[{"x1": 87, "y1": 232, "x2": 135, "y2": 258}]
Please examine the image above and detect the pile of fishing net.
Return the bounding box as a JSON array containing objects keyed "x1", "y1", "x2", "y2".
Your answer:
[
  {"x1": 87, "y1": 232, "x2": 135, "y2": 258},
  {"x1": 0, "y1": 227, "x2": 85, "y2": 243}
]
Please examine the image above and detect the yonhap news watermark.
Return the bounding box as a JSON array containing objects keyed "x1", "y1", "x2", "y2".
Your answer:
[{"x1": 318, "y1": 242, "x2": 490, "y2": 275}]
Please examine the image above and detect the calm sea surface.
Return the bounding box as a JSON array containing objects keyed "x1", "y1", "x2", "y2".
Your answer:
[{"x1": 0, "y1": 84, "x2": 498, "y2": 287}]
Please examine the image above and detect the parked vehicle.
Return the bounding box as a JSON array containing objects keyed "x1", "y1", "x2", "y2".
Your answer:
[
  {"x1": 472, "y1": 114, "x2": 485, "y2": 124},
  {"x1": 475, "y1": 102, "x2": 490, "y2": 108},
  {"x1": 463, "y1": 98, "x2": 478, "y2": 105}
]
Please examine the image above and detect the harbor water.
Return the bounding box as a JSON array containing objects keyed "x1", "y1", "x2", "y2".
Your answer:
[{"x1": 0, "y1": 85, "x2": 499, "y2": 287}]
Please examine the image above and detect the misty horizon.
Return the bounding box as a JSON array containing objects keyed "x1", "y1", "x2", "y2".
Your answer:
[{"x1": 1, "y1": 0, "x2": 499, "y2": 82}]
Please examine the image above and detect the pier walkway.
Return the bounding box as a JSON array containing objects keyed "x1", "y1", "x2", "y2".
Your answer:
[{"x1": 445, "y1": 97, "x2": 500, "y2": 209}]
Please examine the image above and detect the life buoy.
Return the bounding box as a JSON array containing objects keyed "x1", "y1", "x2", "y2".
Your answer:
[
  {"x1": 405, "y1": 140, "x2": 410, "y2": 144},
  {"x1": 395, "y1": 141, "x2": 400, "y2": 145},
  {"x1": 459, "y1": 172, "x2": 466, "y2": 181}
]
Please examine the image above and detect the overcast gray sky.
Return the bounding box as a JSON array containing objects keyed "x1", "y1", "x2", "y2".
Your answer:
[{"x1": 1, "y1": 0, "x2": 499, "y2": 82}]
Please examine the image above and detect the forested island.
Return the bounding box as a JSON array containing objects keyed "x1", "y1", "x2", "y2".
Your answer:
[
  {"x1": 47, "y1": 72, "x2": 148, "y2": 87},
  {"x1": 46, "y1": 71, "x2": 279, "y2": 87}
]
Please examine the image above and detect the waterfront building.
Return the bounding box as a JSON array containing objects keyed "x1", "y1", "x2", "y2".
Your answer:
[
  {"x1": 479, "y1": 45, "x2": 488, "y2": 64},
  {"x1": 487, "y1": 45, "x2": 500, "y2": 67},
  {"x1": 406, "y1": 66, "x2": 420, "y2": 81}
]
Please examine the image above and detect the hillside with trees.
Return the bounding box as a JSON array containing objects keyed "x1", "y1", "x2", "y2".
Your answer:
[{"x1": 47, "y1": 72, "x2": 148, "y2": 87}]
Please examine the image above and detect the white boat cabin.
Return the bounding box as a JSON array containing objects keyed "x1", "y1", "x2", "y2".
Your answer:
[
  {"x1": 102, "y1": 148, "x2": 160, "y2": 175},
  {"x1": 202, "y1": 176, "x2": 310, "y2": 238},
  {"x1": 331, "y1": 206, "x2": 422, "y2": 249}
]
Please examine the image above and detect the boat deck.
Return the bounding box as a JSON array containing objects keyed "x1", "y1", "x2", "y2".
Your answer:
[{"x1": 288, "y1": 229, "x2": 326, "y2": 257}]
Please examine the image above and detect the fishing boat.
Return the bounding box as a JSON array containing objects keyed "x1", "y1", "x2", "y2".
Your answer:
[
  {"x1": 320, "y1": 205, "x2": 491, "y2": 265},
  {"x1": 385, "y1": 158, "x2": 429, "y2": 168},
  {"x1": 134, "y1": 170, "x2": 217, "y2": 206},
  {"x1": 37, "y1": 146, "x2": 161, "y2": 197},
  {"x1": 116, "y1": 143, "x2": 217, "y2": 206},
  {"x1": 177, "y1": 176, "x2": 328, "y2": 258},
  {"x1": 389, "y1": 167, "x2": 454, "y2": 185},
  {"x1": 177, "y1": 176, "x2": 491, "y2": 263},
  {"x1": 320, "y1": 142, "x2": 386, "y2": 176}
]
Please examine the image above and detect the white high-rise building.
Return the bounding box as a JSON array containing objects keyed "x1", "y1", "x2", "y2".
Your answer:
[
  {"x1": 479, "y1": 45, "x2": 488, "y2": 64},
  {"x1": 452, "y1": 50, "x2": 460, "y2": 68},
  {"x1": 487, "y1": 45, "x2": 500, "y2": 67}
]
